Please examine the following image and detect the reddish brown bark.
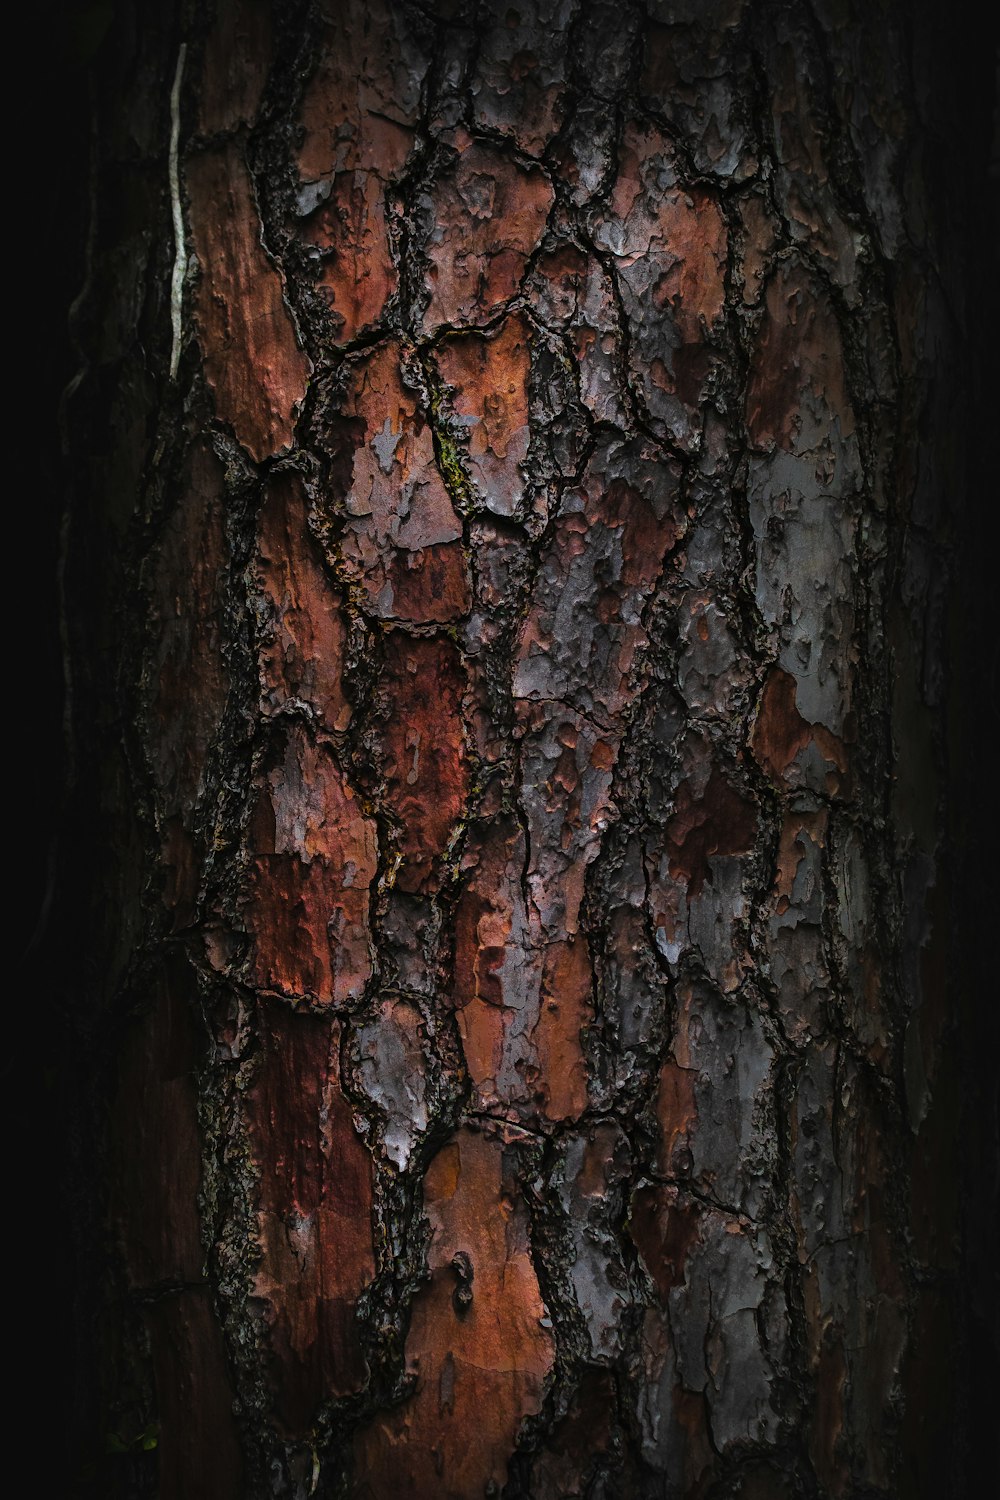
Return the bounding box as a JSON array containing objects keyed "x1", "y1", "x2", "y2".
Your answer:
[{"x1": 57, "y1": 1, "x2": 993, "y2": 1496}]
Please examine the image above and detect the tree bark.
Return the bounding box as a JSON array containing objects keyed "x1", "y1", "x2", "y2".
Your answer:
[{"x1": 52, "y1": 1, "x2": 995, "y2": 1496}]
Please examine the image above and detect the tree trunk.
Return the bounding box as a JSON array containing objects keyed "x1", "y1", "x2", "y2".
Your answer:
[{"x1": 52, "y1": 1, "x2": 994, "y2": 1496}]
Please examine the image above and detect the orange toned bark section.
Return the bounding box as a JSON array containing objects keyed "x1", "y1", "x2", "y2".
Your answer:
[
  {"x1": 301, "y1": 175, "x2": 400, "y2": 341},
  {"x1": 377, "y1": 632, "x2": 470, "y2": 894},
  {"x1": 654, "y1": 1056, "x2": 699, "y2": 1179},
  {"x1": 750, "y1": 665, "x2": 849, "y2": 795},
  {"x1": 294, "y1": 1, "x2": 419, "y2": 184},
  {"x1": 294, "y1": 0, "x2": 423, "y2": 340},
  {"x1": 335, "y1": 342, "x2": 470, "y2": 623},
  {"x1": 650, "y1": 184, "x2": 728, "y2": 340},
  {"x1": 436, "y1": 313, "x2": 531, "y2": 517},
  {"x1": 246, "y1": 1009, "x2": 376, "y2": 1433},
  {"x1": 255, "y1": 473, "x2": 351, "y2": 732},
  {"x1": 635, "y1": 172, "x2": 728, "y2": 411},
  {"x1": 246, "y1": 727, "x2": 377, "y2": 1002},
  {"x1": 603, "y1": 121, "x2": 728, "y2": 437},
  {"x1": 424, "y1": 134, "x2": 554, "y2": 329},
  {"x1": 536, "y1": 938, "x2": 592, "y2": 1121},
  {"x1": 355, "y1": 1127, "x2": 554, "y2": 1498},
  {"x1": 187, "y1": 141, "x2": 309, "y2": 463}
]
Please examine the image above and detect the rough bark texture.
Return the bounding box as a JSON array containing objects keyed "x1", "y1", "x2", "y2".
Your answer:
[{"x1": 45, "y1": 1, "x2": 996, "y2": 1496}]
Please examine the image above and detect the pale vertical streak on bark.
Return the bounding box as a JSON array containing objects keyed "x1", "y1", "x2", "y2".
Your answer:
[{"x1": 168, "y1": 41, "x2": 187, "y2": 383}]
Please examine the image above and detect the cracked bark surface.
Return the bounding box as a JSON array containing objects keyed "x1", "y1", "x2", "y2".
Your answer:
[{"x1": 58, "y1": 1, "x2": 993, "y2": 1496}]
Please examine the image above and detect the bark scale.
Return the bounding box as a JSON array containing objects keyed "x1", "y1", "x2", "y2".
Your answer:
[{"x1": 57, "y1": 1, "x2": 991, "y2": 1496}]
